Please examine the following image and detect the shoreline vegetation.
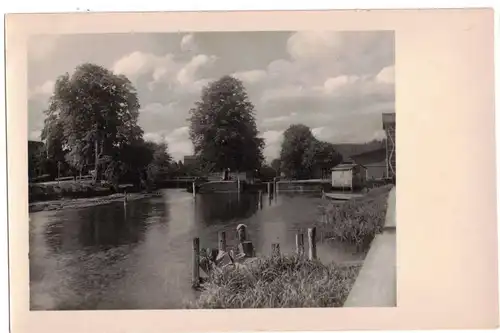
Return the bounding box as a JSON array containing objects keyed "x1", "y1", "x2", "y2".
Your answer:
[
  {"x1": 186, "y1": 255, "x2": 361, "y2": 309},
  {"x1": 319, "y1": 184, "x2": 394, "y2": 250},
  {"x1": 29, "y1": 189, "x2": 161, "y2": 213},
  {"x1": 187, "y1": 185, "x2": 392, "y2": 309}
]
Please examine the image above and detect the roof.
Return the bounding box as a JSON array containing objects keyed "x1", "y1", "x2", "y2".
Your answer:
[{"x1": 332, "y1": 163, "x2": 366, "y2": 171}]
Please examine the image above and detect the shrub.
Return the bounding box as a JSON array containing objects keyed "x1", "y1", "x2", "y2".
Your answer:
[
  {"x1": 320, "y1": 184, "x2": 393, "y2": 248},
  {"x1": 186, "y1": 255, "x2": 360, "y2": 309}
]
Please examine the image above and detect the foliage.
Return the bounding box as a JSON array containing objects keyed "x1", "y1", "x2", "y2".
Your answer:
[
  {"x1": 279, "y1": 124, "x2": 342, "y2": 180},
  {"x1": 41, "y1": 63, "x2": 143, "y2": 183},
  {"x1": 186, "y1": 255, "x2": 360, "y2": 309},
  {"x1": 188, "y1": 75, "x2": 264, "y2": 172},
  {"x1": 257, "y1": 163, "x2": 278, "y2": 182},
  {"x1": 279, "y1": 124, "x2": 316, "y2": 179},
  {"x1": 320, "y1": 185, "x2": 393, "y2": 248},
  {"x1": 304, "y1": 140, "x2": 343, "y2": 177},
  {"x1": 146, "y1": 141, "x2": 172, "y2": 184},
  {"x1": 270, "y1": 158, "x2": 281, "y2": 176}
]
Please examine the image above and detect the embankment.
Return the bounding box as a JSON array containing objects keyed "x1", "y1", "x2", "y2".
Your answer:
[
  {"x1": 319, "y1": 184, "x2": 394, "y2": 249},
  {"x1": 29, "y1": 192, "x2": 161, "y2": 213},
  {"x1": 186, "y1": 255, "x2": 360, "y2": 309}
]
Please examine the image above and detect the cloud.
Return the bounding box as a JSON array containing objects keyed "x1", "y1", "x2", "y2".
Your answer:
[
  {"x1": 376, "y1": 65, "x2": 395, "y2": 84},
  {"x1": 112, "y1": 51, "x2": 177, "y2": 81},
  {"x1": 180, "y1": 34, "x2": 197, "y2": 52},
  {"x1": 176, "y1": 54, "x2": 217, "y2": 86},
  {"x1": 261, "y1": 130, "x2": 284, "y2": 161},
  {"x1": 30, "y1": 80, "x2": 55, "y2": 98},
  {"x1": 231, "y1": 70, "x2": 267, "y2": 84}
]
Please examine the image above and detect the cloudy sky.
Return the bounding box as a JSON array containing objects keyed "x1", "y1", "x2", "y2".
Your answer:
[{"x1": 28, "y1": 31, "x2": 395, "y2": 162}]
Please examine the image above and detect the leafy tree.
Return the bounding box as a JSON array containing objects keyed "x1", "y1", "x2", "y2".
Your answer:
[
  {"x1": 303, "y1": 140, "x2": 343, "y2": 178},
  {"x1": 279, "y1": 124, "x2": 343, "y2": 179},
  {"x1": 279, "y1": 124, "x2": 316, "y2": 179},
  {"x1": 41, "y1": 63, "x2": 142, "y2": 183},
  {"x1": 188, "y1": 75, "x2": 264, "y2": 172},
  {"x1": 146, "y1": 141, "x2": 172, "y2": 184},
  {"x1": 270, "y1": 158, "x2": 281, "y2": 177}
]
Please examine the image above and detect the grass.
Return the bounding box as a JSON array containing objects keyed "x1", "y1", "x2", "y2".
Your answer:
[
  {"x1": 320, "y1": 184, "x2": 394, "y2": 249},
  {"x1": 186, "y1": 255, "x2": 360, "y2": 309},
  {"x1": 29, "y1": 181, "x2": 114, "y2": 202}
]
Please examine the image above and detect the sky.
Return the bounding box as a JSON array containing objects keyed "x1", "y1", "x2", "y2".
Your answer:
[{"x1": 28, "y1": 31, "x2": 395, "y2": 162}]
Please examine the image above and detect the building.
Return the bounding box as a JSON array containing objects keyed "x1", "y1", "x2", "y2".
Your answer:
[
  {"x1": 350, "y1": 147, "x2": 387, "y2": 180},
  {"x1": 382, "y1": 113, "x2": 396, "y2": 180},
  {"x1": 331, "y1": 162, "x2": 366, "y2": 190}
]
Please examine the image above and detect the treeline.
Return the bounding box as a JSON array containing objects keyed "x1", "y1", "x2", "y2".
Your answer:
[
  {"x1": 29, "y1": 63, "x2": 173, "y2": 190},
  {"x1": 28, "y1": 63, "x2": 351, "y2": 189}
]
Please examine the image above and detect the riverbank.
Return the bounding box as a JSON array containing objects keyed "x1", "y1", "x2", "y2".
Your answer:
[
  {"x1": 320, "y1": 184, "x2": 394, "y2": 249},
  {"x1": 186, "y1": 255, "x2": 361, "y2": 309},
  {"x1": 29, "y1": 192, "x2": 161, "y2": 213}
]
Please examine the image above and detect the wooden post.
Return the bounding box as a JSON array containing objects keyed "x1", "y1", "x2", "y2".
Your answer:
[
  {"x1": 192, "y1": 182, "x2": 196, "y2": 197},
  {"x1": 192, "y1": 237, "x2": 200, "y2": 288},
  {"x1": 267, "y1": 182, "x2": 272, "y2": 195},
  {"x1": 237, "y1": 177, "x2": 241, "y2": 193},
  {"x1": 272, "y1": 243, "x2": 280, "y2": 257},
  {"x1": 308, "y1": 227, "x2": 317, "y2": 260},
  {"x1": 218, "y1": 231, "x2": 227, "y2": 252},
  {"x1": 274, "y1": 178, "x2": 278, "y2": 196},
  {"x1": 237, "y1": 224, "x2": 247, "y2": 243},
  {"x1": 296, "y1": 233, "x2": 305, "y2": 256},
  {"x1": 258, "y1": 190, "x2": 263, "y2": 209},
  {"x1": 239, "y1": 241, "x2": 255, "y2": 257}
]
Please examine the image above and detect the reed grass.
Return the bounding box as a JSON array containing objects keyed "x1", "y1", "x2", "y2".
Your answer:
[
  {"x1": 320, "y1": 184, "x2": 393, "y2": 249},
  {"x1": 186, "y1": 255, "x2": 360, "y2": 309}
]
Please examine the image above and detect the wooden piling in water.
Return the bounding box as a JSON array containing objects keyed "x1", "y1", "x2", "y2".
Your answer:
[
  {"x1": 258, "y1": 190, "x2": 263, "y2": 209},
  {"x1": 192, "y1": 237, "x2": 200, "y2": 288},
  {"x1": 308, "y1": 227, "x2": 317, "y2": 260},
  {"x1": 267, "y1": 182, "x2": 272, "y2": 195},
  {"x1": 218, "y1": 231, "x2": 227, "y2": 252},
  {"x1": 296, "y1": 233, "x2": 305, "y2": 256},
  {"x1": 272, "y1": 243, "x2": 280, "y2": 257},
  {"x1": 192, "y1": 182, "x2": 196, "y2": 198}
]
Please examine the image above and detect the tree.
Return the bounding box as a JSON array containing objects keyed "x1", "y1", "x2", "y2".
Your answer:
[
  {"x1": 303, "y1": 140, "x2": 343, "y2": 178},
  {"x1": 146, "y1": 141, "x2": 172, "y2": 184},
  {"x1": 270, "y1": 158, "x2": 281, "y2": 177},
  {"x1": 188, "y1": 75, "x2": 264, "y2": 172},
  {"x1": 41, "y1": 63, "x2": 143, "y2": 183},
  {"x1": 279, "y1": 124, "x2": 316, "y2": 179},
  {"x1": 279, "y1": 124, "x2": 343, "y2": 180}
]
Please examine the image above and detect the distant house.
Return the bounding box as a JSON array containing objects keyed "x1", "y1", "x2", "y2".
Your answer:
[
  {"x1": 350, "y1": 148, "x2": 387, "y2": 180},
  {"x1": 331, "y1": 162, "x2": 366, "y2": 190}
]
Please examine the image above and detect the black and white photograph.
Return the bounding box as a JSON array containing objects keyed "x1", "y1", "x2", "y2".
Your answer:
[{"x1": 27, "y1": 30, "x2": 396, "y2": 310}]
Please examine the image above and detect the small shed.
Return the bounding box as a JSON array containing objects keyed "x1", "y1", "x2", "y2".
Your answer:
[{"x1": 331, "y1": 163, "x2": 367, "y2": 191}]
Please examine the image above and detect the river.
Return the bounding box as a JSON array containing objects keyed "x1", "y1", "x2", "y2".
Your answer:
[{"x1": 29, "y1": 188, "x2": 365, "y2": 310}]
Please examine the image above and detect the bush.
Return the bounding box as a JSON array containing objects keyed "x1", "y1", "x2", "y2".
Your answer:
[
  {"x1": 320, "y1": 184, "x2": 393, "y2": 248},
  {"x1": 186, "y1": 255, "x2": 360, "y2": 309}
]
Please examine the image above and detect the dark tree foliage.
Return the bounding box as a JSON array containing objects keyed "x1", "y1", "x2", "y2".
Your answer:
[
  {"x1": 280, "y1": 124, "x2": 343, "y2": 180},
  {"x1": 40, "y1": 63, "x2": 149, "y2": 185},
  {"x1": 279, "y1": 124, "x2": 316, "y2": 179},
  {"x1": 188, "y1": 75, "x2": 264, "y2": 172}
]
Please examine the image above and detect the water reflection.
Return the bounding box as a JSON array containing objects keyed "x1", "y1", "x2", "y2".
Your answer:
[{"x1": 30, "y1": 189, "x2": 364, "y2": 310}]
